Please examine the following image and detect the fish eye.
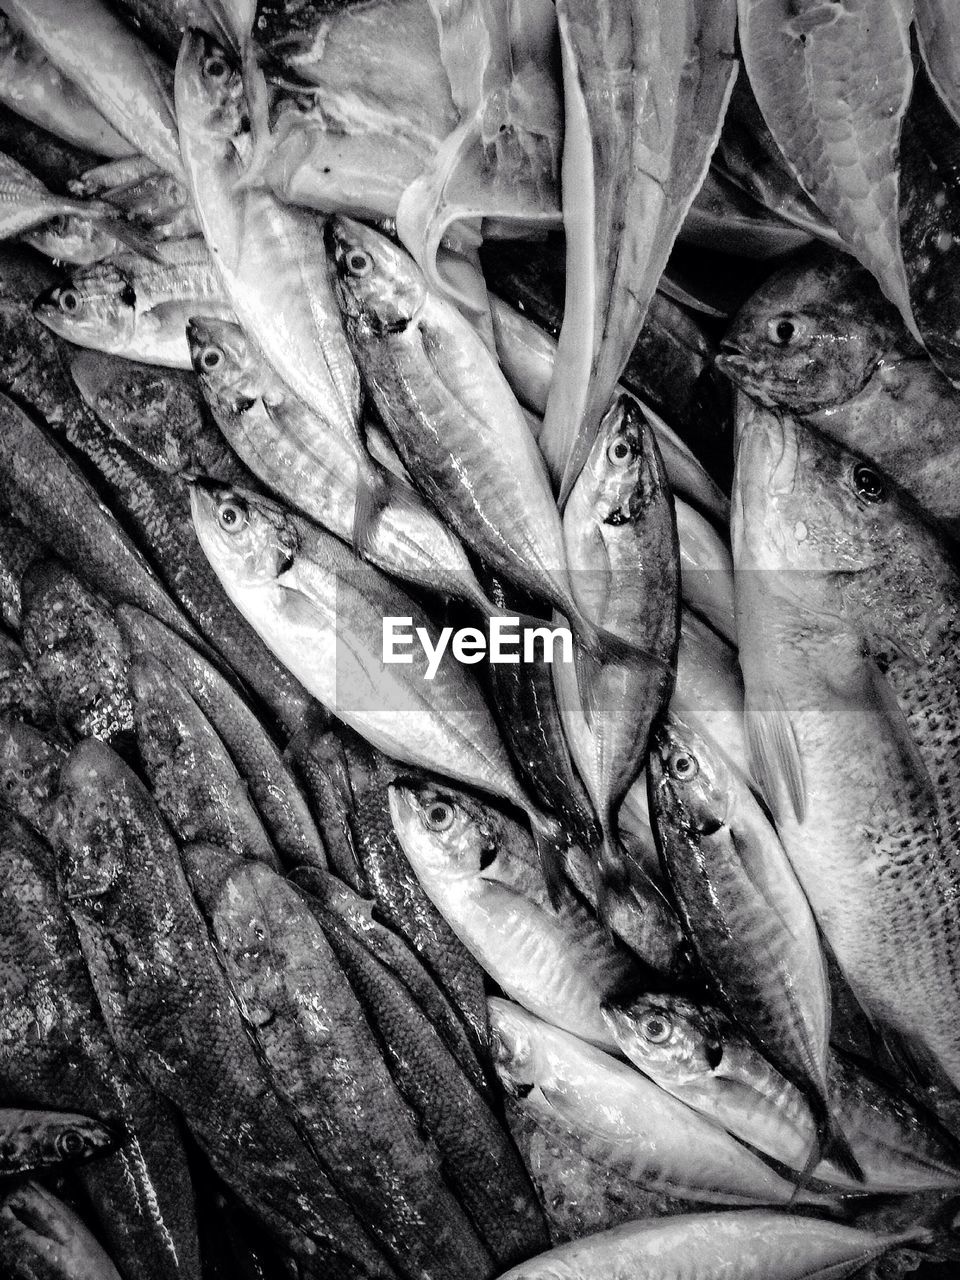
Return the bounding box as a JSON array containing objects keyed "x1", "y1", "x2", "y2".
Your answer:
[
  {"x1": 640, "y1": 1010, "x2": 673, "y2": 1044},
  {"x1": 216, "y1": 495, "x2": 248, "y2": 532},
  {"x1": 344, "y1": 248, "x2": 373, "y2": 278},
  {"x1": 766, "y1": 314, "x2": 798, "y2": 346},
  {"x1": 200, "y1": 345, "x2": 224, "y2": 372},
  {"x1": 57, "y1": 288, "x2": 80, "y2": 314},
  {"x1": 852, "y1": 463, "x2": 885, "y2": 503},
  {"x1": 56, "y1": 1130, "x2": 87, "y2": 1158},
  {"x1": 421, "y1": 799, "x2": 454, "y2": 832},
  {"x1": 607, "y1": 436, "x2": 633, "y2": 466},
  {"x1": 202, "y1": 53, "x2": 229, "y2": 81},
  {"x1": 668, "y1": 750, "x2": 698, "y2": 781}
]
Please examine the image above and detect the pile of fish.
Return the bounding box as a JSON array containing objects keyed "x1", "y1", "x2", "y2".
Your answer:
[{"x1": 3, "y1": 0, "x2": 960, "y2": 1278}]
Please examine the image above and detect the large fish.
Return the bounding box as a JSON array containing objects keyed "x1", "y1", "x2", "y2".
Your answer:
[
  {"x1": 541, "y1": 0, "x2": 738, "y2": 502},
  {"x1": 389, "y1": 778, "x2": 639, "y2": 1048},
  {"x1": 733, "y1": 401, "x2": 960, "y2": 1092},
  {"x1": 0, "y1": 810, "x2": 201, "y2": 1280},
  {"x1": 189, "y1": 480, "x2": 566, "y2": 887},
  {"x1": 718, "y1": 247, "x2": 960, "y2": 534},
  {"x1": 606, "y1": 990, "x2": 960, "y2": 1195},
  {"x1": 0, "y1": 1183, "x2": 123, "y2": 1280},
  {"x1": 737, "y1": 0, "x2": 916, "y2": 336},
  {"x1": 193, "y1": 853, "x2": 493, "y2": 1280},
  {"x1": 1, "y1": 0, "x2": 184, "y2": 178},
  {"x1": 51, "y1": 738, "x2": 392, "y2": 1277},
  {"x1": 489, "y1": 999, "x2": 836, "y2": 1210},
  {"x1": 0, "y1": 1107, "x2": 114, "y2": 1176},
  {"x1": 559, "y1": 394, "x2": 680, "y2": 904}
]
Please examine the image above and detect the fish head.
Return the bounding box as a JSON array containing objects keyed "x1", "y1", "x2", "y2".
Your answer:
[
  {"x1": 329, "y1": 216, "x2": 426, "y2": 333},
  {"x1": 33, "y1": 267, "x2": 137, "y2": 351},
  {"x1": 175, "y1": 29, "x2": 246, "y2": 151},
  {"x1": 572, "y1": 393, "x2": 667, "y2": 530},
  {"x1": 0, "y1": 721, "x2": 65, "y2": 829},
  {"x1": 718, "y1": 252, "x2": 892, "y2": 413},
  {"x1": 388, "y1": 780, "x2": 507, "y2": 887},
  {"x1": 488, "y1": 998, "x2": 540, "y2": 1099},
  {"x1": 187, "y1": 315, "x2": 261, "y2": 415},
  {"x1": 51, "y1": 741, "x2": 135, "y2": 909},
  {"x1": 190, "y1": 481, "x2": 299, "y2": 587},
  {"x1": 648, "y1": 715, "x2": 731, "y2": 835},
  {"x1": 207, "y1": 862, "x2": 292, "y2": 1028},
  {"x1": 26, "y1": 217, "x2": 117, "y2": 267},
  {"x1": 28, "y1": 1113, "x2": 116, "y2": 1167},
  {"x1": 601, "y1": 991, "x2": 725, "y2": 1084}
]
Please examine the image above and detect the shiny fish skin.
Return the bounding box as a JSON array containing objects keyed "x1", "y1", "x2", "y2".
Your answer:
[
  {"x1": 0, "y1": 1107, "x2": 114, "y2": 1176},
  {"x1": 117, "y1": 606, "x2": 326, "y2": 870},
  {"x1": 0, "y1": 103, "x2": 99, "y2": 196},
  {"x1": 0, "y1": 634, "x2": 55, "y2": 733},
  {"x1": 0, "y1": 150, "x2": 117, "y2": 242},
  {"x1": 0, "y1": 719, "x2": 66, "y2": 837},
  {"x1": 0, "y1": 809, "x2": 201, "y2": 1280},
  {"x1": 0, "y1": 1182, "x2": 123, "y2": 1280},
  {"x1": 129, "y1": 653, "x2": 280, "y2": 869},
  {"x1": 196, "y1": 856, "x2": 493, "y2": 1280},
  {"x1": 51, "y1": 739, "x2": 392, "y2": 1277},
  {"x1": 0, "y1": 517, "x2": 41, "y2": 631}
]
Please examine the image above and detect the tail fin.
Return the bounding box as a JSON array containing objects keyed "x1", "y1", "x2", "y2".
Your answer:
[
  {"x1": 595, "y1": 819, "x2": 629, "y2": 938},
  {"x1": 351, "y1": 468, "x2": 393, "y2": 560},
  {"x1": 528, "y1": 809, "x2": 568, "y2": 908},
  {"x1": 813, "y1": 1093, "x2": 866, "y2": 1185}
]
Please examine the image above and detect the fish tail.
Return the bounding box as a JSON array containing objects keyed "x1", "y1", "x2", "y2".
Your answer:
[
  {"x1": 527, "y1": 809, "x2": 568, "y2": 908},
  {"x1": 595, "y1": 817, "x2": 627, "y2": 936},
  {"x1": 351, "y1": 466, "x2": 394, "y2": 561},
  {"x1": 812, "y1": 1093, "x2": 866, "y2": 1185}
]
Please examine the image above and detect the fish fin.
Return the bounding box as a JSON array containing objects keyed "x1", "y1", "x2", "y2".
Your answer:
[
  {"x1": 596, "y1": 819, "x2": 628, "y2": 935},
  {"x1": 863, "y1": 657, "x2": 939, "y2": 821},
  {"x1": 744, "y1": 685, "x2": 805, "y2": 822},
  {"x1": 528, "y1": 810, "x2": 568, "y2": 908},
  {"x1": 351, "y1": 469, "x2": 392, "y2": 560},
  {"x1": 104, "y1": 220, "x2": 166, "y2": 263},
  {"x1": 574, "y1": 644, "x2": 601, "y2": 732},
  {"x1": 814, "y1": 1098, "x2": 865, "y2": 1185}
]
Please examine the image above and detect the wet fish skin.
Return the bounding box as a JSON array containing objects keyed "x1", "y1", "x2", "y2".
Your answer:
[
  {"x1": 0, "y1": 634, "x2": 56, "y2": 732},
  {"x1": 51, "y1": 738, "x2": 393, "y2": 1277},
  {"x1": 129, "y1": 652, "x2": 280, "y2": 869},
  {"x1": 0, "y1": 150, "x2": 119, "y2": 243},
  {"x1": 195, "y1": 855, "x2": 493, "y2": 1280},
  {"x1": 0, "y1": 718, "x2": 66, "y2": 837},
  {"x1": 117, "y1": 606, "x2": 326, "y2": 871},
  {"x1": 0, "y1": 102, "x2": 100, "y2": 195},
  {"x1": 0, "y1": 1107, "x2": 115, "y2": 1176},
  {"x1": 0, "y1": 809, "x2": 201, "y2": 1280},
  {"x1": 606, "y1": 991, "x2": 960, "y2": 1195},
  {"x1": 0, "y1": 517, "x2": 41, "y2": 632},
  {"x1": 318, "y1": 908, "x2": 549, "y2": 1272},
  {"x1": 489, "y1": 999, "x2": 837, "y2": 1211},
  {"x1": 0, "y1": 1182, "x2": 122, "y2": 1280},
  {"x1": 388, "y1": 779, "x2": 639, "y2": 1049},
  {"x1": 733, "y1": 402, "x2": 960, "y2": 1093}
]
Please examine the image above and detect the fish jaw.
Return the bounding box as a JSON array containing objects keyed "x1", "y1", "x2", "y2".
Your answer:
[{"x1": 329, "y1": 215, "x2": 426, "y2": 332}]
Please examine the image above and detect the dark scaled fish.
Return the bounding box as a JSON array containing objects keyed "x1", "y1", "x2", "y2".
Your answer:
[
  {"x1": 51, "y1": 739, "x2": 391, "y2": 1277},
  {"x1": 0, "y1": 517, "x2": 41, "y2": 631},
  {"x1": 0, "y1": 809, "x2": 201, "y2": 1280},
  {"x1": 0, "y1": 1107, "x2": 115, "y2": 1176},
  {"x1": 118, "y1": 606, "x2": 326, "y2": 872},
  {"x1": 20, "y1": 561, "x2": 133, "y2": 745},
  {"x1": 0, "y1": 102, "x2": 99, "y2": 195},
  {"x1": 317, "y1": 904, "x2": 550, "y2": 1273},
  {"x1": 0, "y1": 719, "x2": 66, "y2": 837},
  {"x1": 129, "y1": 653, "x2": 280, "y2": 869},
  {"x1": 192, "y1": 853, "x2": 493, "y2": 1280},
  {"x1": 0, "y1": 634, "x2": 55, "y2": 732},
  {"x1": 0, "y1": 1182, "x2": 123, "y2": 1280}
]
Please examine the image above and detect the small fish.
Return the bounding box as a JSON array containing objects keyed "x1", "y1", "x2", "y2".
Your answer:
[
  {"x1": 490, "y1": 999, "x2": 837, "y2": 1210},
  {"x1": 0, "y1": 150, "x2": 118, "y2": 244},
  {"x1": 0, "y1": 1183, "x2": 123, "y2": 1280},
  {"x1": 917, "y1": 0, "x2": 960, "y2": 131},
  {"x1": 495, "y1": 1208, "x2": 931, "y2": 1280},
  {"x1": 0, "y1": 1107, "x2": 115, "y2": 1175},
  {"x1": 606, "y1": 991, "x2": 960, "y2": 1195},
  {"x1": 389, "y1": 779, "x2": 639, "y2": 1048},
  {"x1": 0, "y1": 634, "x2": 56, "y2": 732},
  {"x1": 0, "y1": 718, "x2": 66, "y2": 836}
]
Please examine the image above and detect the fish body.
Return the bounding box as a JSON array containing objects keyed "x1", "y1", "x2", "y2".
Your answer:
[
  {"x1": 917, "y1": 0, "x2": 960, "y2": 131},
  {"x1": 732, "y1": 402, "x2": 960, "y2": 1091},
  {"x1": 196, "y1": 856, "x2": 493, "y2": 1280},
  {"x1": 52, "y1": 739, "x2": 391, "y2": 1276},
  {"x1": 489, "y1": 999, "x2": 836, "y2": 1209},
  {"x1": 0, "y1": 634, "x2": 55, "y2": 732},
  {"x1": 0, "y1": 518, "x2": 39, "y2": 632},
  {"x1": 0, "y1": 150, "x2": 116, "y2": 242},
  {"x1": 606, "y1": 991, "x2": 960, "y2": 1195},
  {"x1": 0, "y1": 1183, "x2": 123, "y2": 1280},
  {"x1": 388, "y1": 779, "x2": 637, "y2": 1048},
  {"x1": 0, "y1": 1107, "x2": 114, "y2": 1176},
  {"x1": 0, "y1": 719, "x2": 66, "y2": 837}
]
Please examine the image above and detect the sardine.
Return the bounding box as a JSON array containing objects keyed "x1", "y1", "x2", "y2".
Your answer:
[
  {"x1": 489, "y1": 999, "x2": 837, "y2": 1210},
  {"x1": 0, "y1": 1183, "x2": 123, "y2": 1280},
  {"x1": 389, "y1": 778, "x2": 639, "y2": 1048}
]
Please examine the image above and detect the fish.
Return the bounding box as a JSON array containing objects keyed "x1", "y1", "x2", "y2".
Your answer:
[
  {"x1": 389, "y1": 778, "x2": 639, "y2": 1048},
  {"x1": 0, "y1": 719, "x2": 66, "y2": 836},
  {"x1": 490, "y1": 1000, "x2": 838, "y2": 1210},
  {"x1": 495, "y1": 1209, "x2": 931, "y2": 1280},
  {"x1": 541, "y1": 0, "x2": 738, "y2": 502},
  {"x1": 738, "y1": 0, "x2": 915, "y2": 339},
  {"x1": 0, "y1": 633, "x2": 56, "y2": 732},
  {"x1": 718, "y1": 247, "x2": 960, "y2": 533},
  {"x1": 0, "y1": 1182, "x2": 123, "y2": 1280},
  {"x1": 189, "y1": 480, "x2": 565, "y2": 883},
  {"x1": 560, "y1": 394, "x2": 680, "y2": 904},
  {"x1": 129, "y1": 652, "x2": 280, "y2": 869},
  {"x1": 117, "y1": 606, "x2": 327, "y2": 871},
  {"x1": 0, "y1": 518, "x2": 40, "y2": 632},
  {"x1": 0, "y1": 12, "x2": 135, "y2": 160},
  {"x1": 175, "y1": 31, "x2": 375, "y2": 541},
  {"x1": 33, "y1": 237, "x2": 233, "y2": 367},
  {"x1": 111, "y1": 0, "x2": 224, "y2": 61},
  {"x1": 331, "y1": 215, "x2": 630, "y2": 664},
  {"x1": 0, "y1": 150, "x2": 119, "y2": 243},
  {"x1": 0, "y1": 391, "x2": 197, "y2": 642},
  {"x1": 188, "y1": 314, "x2": 499, "y2": 617},
  {"x1": 0, "y1": 102, "x2": 99, "y2": 197},
  {"x1": 647, "y1": 711, "x2": 855, "y2": 1177},
  {"x1": 20, "y1": 561, "x2": 133, "y2": 744},
  {"x1": 2, "y1": 0, "x2": 184, "y2": 178},
  {"x1": 51, "y1": 738, "x2": 393, "y2": 1276},
  {"x1": 917, "y1": 0, "x2": 960, "y2": 132},
  {"x1": 732, "y1": 401, "x2": 960, "y2": 1093},
  {"x1": 605, "y1": 990, "x2": 960, "y2": 1195},
  {"x1": 673, "y1": 499, "x2": 737, "y2": 645},
  {"x1": 192, "y1": 853, "x2": 493, "y2": 1280},
  {"x1": 680, "y1": 167, "x2": 814, "y2": 261},
  {"x1": 0, "y1": 1107, "x2": 114, "y2": 1176},
  {"x1": 0, "y1": 809, "x2": 201, "y2": 1280},
  {"x1": 82, "y1": 166, "x2": 202, "y2": 242}
]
